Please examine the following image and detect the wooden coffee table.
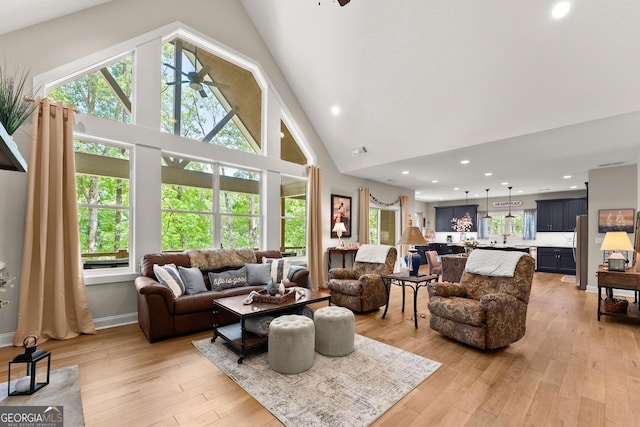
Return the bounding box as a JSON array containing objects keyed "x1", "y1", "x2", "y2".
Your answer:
[{"x1": 212, "y1": 288, "x2": 331, "y2": 363}]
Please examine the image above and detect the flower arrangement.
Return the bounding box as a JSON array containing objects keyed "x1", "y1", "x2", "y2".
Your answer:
[
  {"x1": 0, "y1": 261, "x2": 16, "y2": 309},
  {"x1": 464, "y1": 239, "x2": 479, "y2": 249}
]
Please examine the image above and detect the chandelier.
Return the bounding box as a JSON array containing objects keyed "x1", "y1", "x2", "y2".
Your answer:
[{"x1": 452, "y1": 190, "x2": 473, "y2": 232}]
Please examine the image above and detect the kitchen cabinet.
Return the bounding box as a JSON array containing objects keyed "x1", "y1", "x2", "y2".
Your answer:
[
  {"x1": 536, "y1": 198, "x2": 587, "y2": 232},
  {"x1": 536, "y1": 247, "x2": 576, "y2": 274},
  {"x1": 435, "y1": 205, "x2": 478, "y2": 232}
]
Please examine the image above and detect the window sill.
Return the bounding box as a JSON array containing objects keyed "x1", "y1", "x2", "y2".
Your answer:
[{"x1": 83, "y1": 269, "x2": 138, "y2": 285}]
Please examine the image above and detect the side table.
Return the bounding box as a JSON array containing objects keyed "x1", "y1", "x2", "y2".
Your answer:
[
  {"x1": 327, "y1": 247, "x2": 358, "y2": 269},
  {"x1": 596, "y1": 266, "x2": 640, "y2": 322},
  {"x1": 381, "y1": 273, "x2": 438, "y2": 328}
]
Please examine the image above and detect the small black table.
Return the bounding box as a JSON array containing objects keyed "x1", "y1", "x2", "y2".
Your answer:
[{"x1": 381, "y1": 273, "x2": 438, "y2": 328}]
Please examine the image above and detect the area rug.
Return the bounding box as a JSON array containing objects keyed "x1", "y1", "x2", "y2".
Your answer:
[
  {"x1": 193, "y1": 335, "x2": 441, "y2": 427},
  {"x1": 0, "y1": 365, "x2": 85, "y2": 426}
]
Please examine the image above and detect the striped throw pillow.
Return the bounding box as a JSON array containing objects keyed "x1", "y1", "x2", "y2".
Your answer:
[
  {"x1": 153, "y1": 263, "x2": 185, "y2": 298},
  {"x1": 263, "y1": 258, "x2": 291, "y2": 284}
]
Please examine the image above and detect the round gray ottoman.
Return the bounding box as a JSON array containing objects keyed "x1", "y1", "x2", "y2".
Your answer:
[
  {"x1": 314, "y1": 306, "x2": 355, "y2": 356},
  {"x1": 268, "y1": 314, "x2": 315, "y2": 374}
]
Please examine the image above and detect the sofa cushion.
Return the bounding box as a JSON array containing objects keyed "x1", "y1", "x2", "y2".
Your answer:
[
  {"x1": 178, "y1": 266, "x2": 208, "y2": 295},
  {"x1": 208, "y1": 266, "x2": 248, "y2": 291},
  {"x1": 246, "y1": 263, "x2": 272, "y2": 286},
  {"x1": 153, "y1": 264, "x2": 185, "y2": 298},
  {"x1": 263, "y1": 258, "x2": 291, "y2": 284}
]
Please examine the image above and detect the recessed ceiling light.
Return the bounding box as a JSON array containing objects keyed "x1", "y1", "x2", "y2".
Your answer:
[
  {"x1": 518, "y1": 190, "x2": 523, "y2": 193},
  {"x1": 280, "y1": 132, "x2": 285, "y2": 138},
  {"x1": 460, "y1": 160, "x2": 470, "y2": 165},
  {"x1": 331, "y1": 105, "x2": 341, "y2": 116},
  {"x1": 501, "y1": 182, "x2": 509, "y2": 185},
  {"x1": 484, "y1": 172, "x2": 493, "y2": 176},
  {"x1": 552, "y1": 2, "x2": 570, "y2": 19},
  {"x1": 416, "y1": 191, "x2": 421, "y2": 195},
  {"x1": 453, "y1": 187, "x2": 460, "y2": 191},
  {"x1": 563, "y1": 175, "x2": 572, "y2": 179},
  {"x1": 402, "y1": 170, "x2": 409, "y2": 175},
  {"x1": 431, "y1": 180, "x2": 438, "y2": 183},
  {"x1": 473, "y1": 194, "x2": 479, "y2": 197},
  {"x1": 570, "y1": 185, "x2": 577, "y2": 189}
]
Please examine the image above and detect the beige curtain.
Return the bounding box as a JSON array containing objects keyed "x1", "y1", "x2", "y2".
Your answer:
[
  {"x1": 307, "y1": 166, "x2": 324, "y2": 290},
  {"x1": 358, "y1": 187, "x2": 370, "y2": 245},
  {"x1": 13, "y1": 99, "x2": 96, "y2": 345},
  {"x1": 399, "y1": 195, "x2": 409, "y2": 259}
]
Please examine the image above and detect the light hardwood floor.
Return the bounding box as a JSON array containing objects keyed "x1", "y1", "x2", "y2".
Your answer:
[{"x1": 1, "y1": 272, "x2": 639, "y2": 426}]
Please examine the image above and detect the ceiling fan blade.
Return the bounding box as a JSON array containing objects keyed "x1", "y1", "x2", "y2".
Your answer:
[
  {"x1": 199, "y1": 89, "x2": 208, "y2": 98},
  {"x1": 165, "y1": 80, "x2": 190, "y2": 86}
]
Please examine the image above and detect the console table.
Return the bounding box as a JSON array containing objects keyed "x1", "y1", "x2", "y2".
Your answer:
[
  {"x1": 596, "y1": 266, "x2": 640, "y2": 321},
  {"x1": 380, "y1": 273, "x2": 438, "y2": 328},
  {"x1": 327, "y1": 247, "x2": 358, "y2": 269}
]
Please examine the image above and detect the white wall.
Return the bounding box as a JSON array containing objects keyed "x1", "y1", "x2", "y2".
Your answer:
[
  {"x1": 0, "y1": 0, "x2": 415, "y2": 342},
  {"x1": 587, "y1": 164, "x2": 638, "y2": 290}
]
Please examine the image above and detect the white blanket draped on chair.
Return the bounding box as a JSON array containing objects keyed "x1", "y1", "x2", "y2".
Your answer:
[
  {"x1": 355, "y1": 244, "x2": 392, "y2": 263},
  {"x1": 464, "y1": 249, "x2": 526, "y2": 277}
]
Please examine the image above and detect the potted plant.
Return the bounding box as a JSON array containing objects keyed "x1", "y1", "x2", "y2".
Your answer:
[{"x1": 0, "y1": 63, "x2": 39, "y2": 135}]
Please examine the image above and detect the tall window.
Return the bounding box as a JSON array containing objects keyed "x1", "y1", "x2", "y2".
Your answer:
[
  {"x1": 161, "y1": 38, "x2": 261, "y2": 153},
  {"x1": 75, "y1": 141, "x2": 130, "y2": 268},
  {"x1": 369, "y1": 207, "x2": 397, "y2": 246},
  {"x1": 161, "y1": 157, "x2": 213, "y2": 251},
  {"x1": 281, "y1": 177, "x2": 306, "y2": 255},
  {"x1": 219, "y1": 166, "x2": 260, "y2": 249},
  {"x1": 48, "y1": 55, "x2": 132, "y2": 123}
]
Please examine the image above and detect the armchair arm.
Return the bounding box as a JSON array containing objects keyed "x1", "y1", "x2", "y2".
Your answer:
[
  {"x1": 134, "y1": 276, "x2": 176, "y2": 313},
  {"x1": 427, "y1": 282, "x2": 467, "y2": 298},
  {"x1": 328, "y1": 268, "x2": 359, "y2": 280},
  {"x1": 480, "y1": 293, "x2": 529, "y2": 349}
]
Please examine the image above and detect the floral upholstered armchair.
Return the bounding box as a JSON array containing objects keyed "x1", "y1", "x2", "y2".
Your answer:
[
  {"x1": 327, "y1": 245, "x2": 397, "y2": 312},
  {"x1": 427, "y1": 250, "x2": 535, "y2": 350}
]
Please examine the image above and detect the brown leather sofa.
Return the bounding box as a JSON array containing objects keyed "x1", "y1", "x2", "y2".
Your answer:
[{"x1": 135, "y1": 249, "x2": 309, "y2": 342}]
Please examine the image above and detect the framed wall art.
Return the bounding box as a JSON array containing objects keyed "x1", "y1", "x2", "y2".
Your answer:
[
  {"x1": 331, "y1": 194, "x2": 352, "y2": 238},
  {"x1": 598, "y1": 208, "x2": 635, "y2": 233}
]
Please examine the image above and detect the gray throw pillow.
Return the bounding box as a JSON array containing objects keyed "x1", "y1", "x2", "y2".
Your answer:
[
  {"x1": 246, "y1": 263, "x2": 271, "y2": 286},
  {"x1": 244, "y1": 315, "x2": 274, "y2": 336},
  {"x1": 208, "y1": 266, "x2": 248, "y2": 291},
  {"x1": 178, "y1": 266, "x2": 208, "y2": 295}
]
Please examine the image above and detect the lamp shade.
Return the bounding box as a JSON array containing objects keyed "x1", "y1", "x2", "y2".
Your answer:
[
  {"x1": 600, "y1": 231, "x2": 633, "y2": 251},
  {"x1": 397, "y1": 226, "x2": 428, "y2": 246},
  {"x1": 332, "y1": 222, "x2": 347, "y2": 234}
]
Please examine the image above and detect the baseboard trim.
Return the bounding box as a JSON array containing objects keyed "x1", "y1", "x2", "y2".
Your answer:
[{"x1": 0, "y1": 312, "x2": 138, "y2": 348}]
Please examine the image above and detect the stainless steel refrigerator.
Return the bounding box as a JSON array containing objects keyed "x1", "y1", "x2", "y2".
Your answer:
[{"x1": 573, "y1": 215, "x2": 588, "y2": 290}]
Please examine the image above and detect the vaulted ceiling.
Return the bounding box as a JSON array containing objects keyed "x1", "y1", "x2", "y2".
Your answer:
[
  {"x1": 2, "y1": 0, "x2": 639, "y2": 202},
  {"x1": 240, "y1": 0, "x2": 640, "y2": 201}
]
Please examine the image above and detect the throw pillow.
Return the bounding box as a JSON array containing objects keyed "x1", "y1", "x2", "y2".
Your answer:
[
  {"x1": 263, "y1": 257, "x2": 291, "y2": 284},
  {"x1": 153, "y1": 263, "x2": 185, "y2": 298},
  {"x1": 208, "y1": 266, "x2": 248, "y2": 291},
  {"x1": 245, "y1": 263, "x2": 272, "y2": 287},
  {"x1": 244, "y1": 315, "x2": 274, "y2": 336},
  {"x1": 178, "y1": 266, "x2": 208, "y2": 295}
]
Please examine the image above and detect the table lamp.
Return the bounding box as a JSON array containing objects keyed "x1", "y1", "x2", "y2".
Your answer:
[
  {"x1": 397, "y1": 220, "x2": 427, "y2": 276},
  {"x1": 600, "y1": 231, "x2": 634, "y2": 271},
  {"x1": 332, "y1": 221, "x2": 347, "y2": 247}
]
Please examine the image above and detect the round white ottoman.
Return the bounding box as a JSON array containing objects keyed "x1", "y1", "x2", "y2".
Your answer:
[
  {"x1": 268, "y1": 314, "x2": 315, "y2": 374},
  {"x1": 314, "y1": 306, "x2": 355, "y2": 356}
]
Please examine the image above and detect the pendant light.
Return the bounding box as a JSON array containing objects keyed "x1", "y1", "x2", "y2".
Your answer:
[
  {"x1": 504, "y1": 186, "x2": 514, "y2": 236},
  {"x1": 482, "y1": 189, "x2": 492, "y2": 219},
  {"x1": 457, "y1": 190, "x2": 473, "y2": 231}
]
